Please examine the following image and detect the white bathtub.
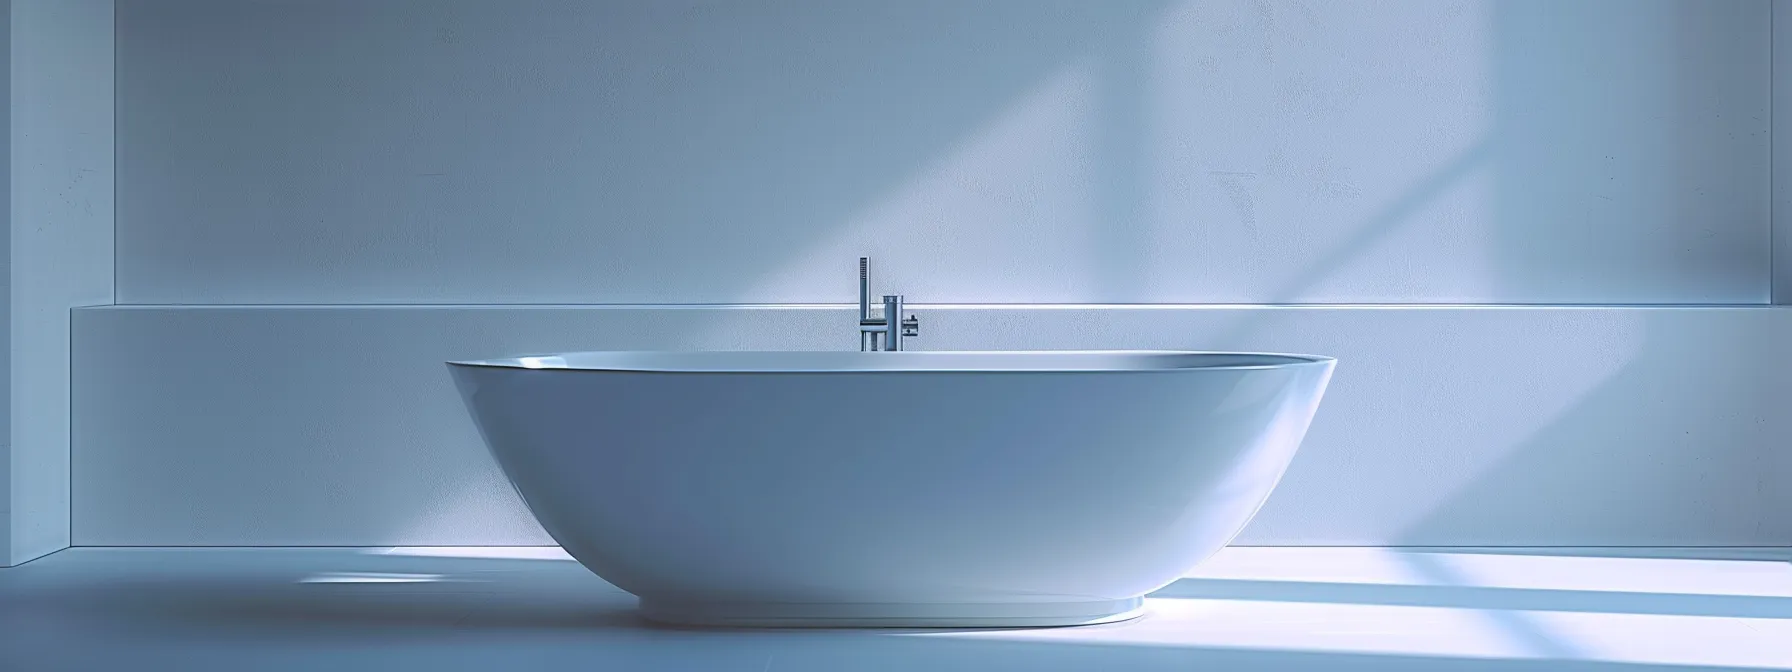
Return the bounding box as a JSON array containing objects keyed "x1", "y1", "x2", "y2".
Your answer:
[{"x1": 448, "y1": 350, "x2": 1334, "y2": 628}]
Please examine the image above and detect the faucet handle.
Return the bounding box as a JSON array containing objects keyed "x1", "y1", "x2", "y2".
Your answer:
[{"x1": 901, "y1": 314, "x2": 919, "y2": 338}]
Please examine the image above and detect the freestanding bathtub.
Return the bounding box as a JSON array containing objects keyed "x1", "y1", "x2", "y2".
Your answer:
[{"x1": 448, "y1": 350, "x2": 1334, "y2": 628}]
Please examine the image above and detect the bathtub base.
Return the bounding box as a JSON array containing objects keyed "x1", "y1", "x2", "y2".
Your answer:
[{"x1": 638, "y1": 597, "x2": 1146, "y2": 629}]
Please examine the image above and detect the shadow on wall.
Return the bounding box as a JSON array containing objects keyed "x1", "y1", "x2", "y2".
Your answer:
[
  {"x1": 120, "y1": 0, "x2": 1169, "y2": 303},
  {"x1": 1388, "y1": 0, "x2": 1780, "y2": 547},
  {"x1": 1213, "y1": 0, "x2": 1765, "y2": 319},
  {"x1": 1490, "y1": 0, "x2": 1768, "y2": 303},
  {"x1": 1205, "y1": 0, "x2": 1779, "y2": 547},
  {"x1": 738, "y1": 0, "x2": 1766, "y2": 305},
  {"x1": 1389, "y1": 309, "x2": 1787, "y2": 547},
  {"x1": 121, "y1": 0, "x2": 1766, "y2": 304}
]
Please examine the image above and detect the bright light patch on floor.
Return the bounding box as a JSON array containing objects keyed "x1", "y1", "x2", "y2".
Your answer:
[
  {"x1": 298, "y1": 572, "x2": 447, "y2": 584},
  {"x1": 905, "y1": 548, "x2": 1792, "y2": 670},
  {"x1": 912, "y1": 598, "x2": 1540, "y2": 661},
  {"x1": 1194, "y1": 547, "x2": 1792, "y2": 597},
  {"x1": 1525, "y1": 609, "x2": 1792, "y2": 669},
  {"x1": 369, "y1": 546, "x2": 574, "y2": 561},
  {"x1": 911, "y1": 597, "x2": 1792, "y2": 670}
]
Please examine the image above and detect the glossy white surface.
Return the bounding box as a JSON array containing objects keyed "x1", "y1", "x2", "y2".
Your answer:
[
  {"x1": 449, "y1": 350, "x2": 1334, "y2": 626},
  {"x1": 4, "y1": 546, "x2": 1789, "y2": 671}
]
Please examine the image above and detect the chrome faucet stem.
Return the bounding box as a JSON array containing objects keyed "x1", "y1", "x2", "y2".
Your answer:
[{"x1": 884, "y1": 294, "x2": 904, "y2": 352}]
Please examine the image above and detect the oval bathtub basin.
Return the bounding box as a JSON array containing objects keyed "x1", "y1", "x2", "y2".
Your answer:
[{"x1": 448, "y1": 350, "x2": 1335, "y2": 628}]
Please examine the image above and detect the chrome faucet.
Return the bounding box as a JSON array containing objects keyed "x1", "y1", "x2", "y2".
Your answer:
[{"x1": 858, "y1": 256, "x2": 919, "y2": 351}]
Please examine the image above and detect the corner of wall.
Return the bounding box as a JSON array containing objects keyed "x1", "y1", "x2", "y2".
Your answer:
[
  {"x1": 5, "y1": 0, "x2": 114, "y2": 566},
  {"x1": 1, "y1": 0, "x2": 15, "y2": 568},
  {"x1": 1776, "y1": 0, "x2": 1791, "y2": 304}
]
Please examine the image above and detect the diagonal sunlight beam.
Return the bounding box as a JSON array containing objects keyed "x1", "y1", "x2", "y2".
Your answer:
[
  {"x1": 1399, "y1": 551, "x2": 1580, "y2": 659},
  {"x1": 1150, "y1": 576, "x2": 1792, "y2": 619},
  {"x1": 1259, "y1": 140, "x2": 1491, "y2": 304},
  {"x1": 1216, "y1": 139, "x2": 1491, "y2": 346},
  {"x1": 907, "y1": 548, "x2": 1792, "y2": 669}
]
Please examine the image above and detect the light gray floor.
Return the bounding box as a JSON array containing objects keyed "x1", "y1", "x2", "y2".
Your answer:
[{"x1": 2, "y1": 547, "x2": 1788, "y2": 671}]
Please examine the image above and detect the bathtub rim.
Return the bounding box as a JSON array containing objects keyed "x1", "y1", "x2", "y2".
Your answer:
[{"x1": 446, "y1": 350, "x2": 1336, "y2": 374}]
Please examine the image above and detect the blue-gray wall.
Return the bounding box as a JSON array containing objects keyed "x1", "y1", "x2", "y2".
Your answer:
[
  {"x1": 116, "y1": 0, "x2": 1768, "y2": 305},
  {"x1": 66, "y1": 0, "x2": 1792, "y2": 547},
  {"x1": 1777, "y1": 0, "x2": 1792, "y2": 304},
  {"x1": 5, "y1": 0, "x2": 114, "y2": 566}
]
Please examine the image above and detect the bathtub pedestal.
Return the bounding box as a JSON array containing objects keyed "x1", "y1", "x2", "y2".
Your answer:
[{"x1": 637, "y1": 597, "x2": 1146, "y2": 629}]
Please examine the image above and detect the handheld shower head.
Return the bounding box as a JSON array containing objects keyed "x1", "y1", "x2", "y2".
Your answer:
[{"x1": 859, "y1": 257, "x2": 872, "y2": 321}]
